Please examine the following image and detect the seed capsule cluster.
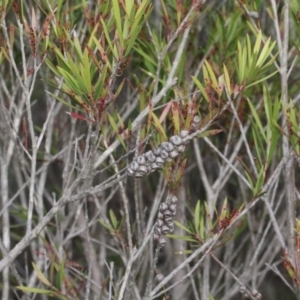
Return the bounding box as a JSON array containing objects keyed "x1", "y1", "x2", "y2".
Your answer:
[
  {"x1": 153, "y1": 195, "x2": 178, "y2": 247},
  {"x1": 127, "y1": 115, "x2": 201, "y2": 177},
  {"x1": 127, "y1": 131, "x2": 189, "y2": 177}
]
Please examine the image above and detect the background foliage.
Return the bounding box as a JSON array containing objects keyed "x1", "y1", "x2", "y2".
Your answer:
[{"x1": 0, "y1": 0, "x2": 300, "y2": 299}]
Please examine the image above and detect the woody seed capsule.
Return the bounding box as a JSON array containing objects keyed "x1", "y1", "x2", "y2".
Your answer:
[
  {"x1": 137, "y1": 165, "x2": 148, "y2": 175},
  {"x1": 161, "y1": 142, "x2": 175, "y2": 152},
  {"x1": 180, "y1": 130, "x2": 189, "y2": 139},
  {"x1": 167, "y1": 222, "x2": 174, "y2": 233},
  {"x1": 171, "y1": 195, "x2": 178, "y2": 204},
  {"x1": 137, "y1": 155, "x2": 146, "y2": 165},
  {"x1": 153, "y1": 233, "x2": 160, "y2": 241},
  {"x1": 176, "y1": 145, "x2": 185, "y2": 153},
  {"x1": 156, "y1": 219, "x2": 164, "y2": 227},
  {"x1": 154, "y1": 226, "x2": 162, "y2": 235},
  {"x1": 158, "y1": 237, "x2": 166, "y2": 247},
  {"x1": 158, "y1": 212, "x2": 164, "y2": 220},
  {"x1": 163, "y1": 209, "x2": 173, "y2": 218},
  {"x1": 145, "y1": 151, "x2": 156, "y2": 162},
  {"x1": 154, "y1": 147, "x2": 162, "y2": 156},
  {"x1": 169, "y1": 203, "x2": 177, "y2": 213},
  {"x1": 127, "y1": 167, "x2": 134, "y2": 176},
  {"x1": 161, "y1": 225, "x2": 170, "y2": 235},
  {"x1": 160, "y1": 150, "x2": 169, "y2": 160},
  {"x1": 156, "y1": 156, "x2": 165, "y2": 164},
  {"x1": 159, "y1": 202, "x2": 169, "y2": 211},
  {"x1": 169, "y1": 135, "x2": 183, "y2": 146},
  {"x1": 169, "y1": 150, "x2": 179, "y2": 158},
  {"x1": 151, "y1": 162, "x2": 160, "y2": 170},
  {"x1": 130, "y1": 161, "x2": 139, "y2": 171},
  {"x1": 164, "y1": 216, "x2": 173, "y2": 224}
]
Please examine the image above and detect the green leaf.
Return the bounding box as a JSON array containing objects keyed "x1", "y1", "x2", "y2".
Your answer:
[
  {"x1": 197, "y1": 129, "x2": 223, "y2": 138},
  {"x1": 204, "y1": 60, "x2": 220, "y2": 95},
  {"x1": 16, "y1": 287, "x2": 53, "y2": 295},
  {"x1": 194, "y1": 200, "x2": 200, "y2": 234},
  {"x1": 171, "y1": 103, "x2": 180, "y2": 134},
  {"x1": 109, "y1": 209, "x2": 118, "y2": 229},
  {"x1": 98, "y1": 219, "x2": 114, "y2": 231},
  {"x1": 256, "y1": 38, "x2": 276, "y2": 68},
  {"x1": 32, "y1": 262, "x2": 51, "y2": 286},
  {"x1": 251, "y1": 125, "x2": 264, "y2": 166},
  {"x1": 93, "y1": 64, "x2": 108, "y2": 100},
  {"x1": 151, "y1": 111, "x2": 167, "y2": 141},
  {"x1": 72, "y1": 30, "x2": 83, "y2": 59},
  {"x1": 246, "y1": 69, "x2": 279, "y2": 88},
  {"x1": 191, "y1": 76, "x2": 209, "y2": 102},
  {"x1": 237, "y1": 41, "x2": 246, "y2": 83},
  {"x1": 168, "y1": 234, "x2": 197, "y2": 243},
  {"x1": 223, "y1": 64, "x2": 232, "y2": 95},
  {"x1": 253, "y1": 30, "x2": 262, "y2": 54},
  {"x1": 112, "y1": 0, "x2": 124, "y2": 48},
  {"x1": 46, "y1": 91, "x2": 84, "y2": 109},
  {"x1": 204, "y1": 202, "x2": 214, "y2": 234},
  {"x1": 124, "y1": 0, "x2": 151, "y2": 56},
  {"x1": 101, "y1": 17, "x2": 118, "y2": 59},
  {"x1": 219, "y1": 198, "x2": 228, "y2": 220},
  {"x1": 107, "y1": 113, "x2": 126, "y2": 150},
  {"x1": 254, "y1": 167, "x2": 264, "y2": 196},
  {"x1": 247, "y1": 98, "x2": 266, "y2": 141},
  {"x1": 80, "y1": 49, "x2": 92, "y2": 94},
  {"x1": 92, "y1": 36, "x2": 112, "y2": 70},
  {"x1": 174, "y1": 220, "x2": 192, "y2": 233}
]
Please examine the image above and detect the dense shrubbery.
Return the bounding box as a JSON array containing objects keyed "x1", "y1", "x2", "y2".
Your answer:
[{"x1": 0, "y1": 1, "x2": 300, "y2": 299}]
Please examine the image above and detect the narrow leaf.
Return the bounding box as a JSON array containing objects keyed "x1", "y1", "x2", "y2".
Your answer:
[{"x1": 32, "y1": 262, "x2": 51, "y2": 286}]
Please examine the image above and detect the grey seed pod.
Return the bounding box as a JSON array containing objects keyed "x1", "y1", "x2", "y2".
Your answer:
[
  {"x1": 155, "y1": 273, "x2": 164, "y2": 282},
  {"x1": 169, "y1": 203, "x2": 177, "y2": 214},
  {"x1": 130, "y1": 161, "x2": 139, "y2": 171},
  {"x1": 180, "y1": 130, "x2": 189, "y2": 139},
  {"x1": 156, "y1": 156, "x2": 165, "y2": 164},
  {"x1": 137, "y1": 155, "x2": 146, "y2": 165},
  {"x1": 127, "y1": 167, "x2": 134, "y2": 176},
  {"x1": 153, "y1": 233, "x2": 160, "y2": 241},
  {"x1": 134, "y1": 172, "x2": 143, "y2": 178},
  {"x1": 169, "y1": 150, "x2": 179, "y2": 158},
  {"x1": 156, "y1": 219, "x2": 164, "y2": 227},
  {"x1": 158, "y1": 237, "x2": 166, "y2": 247},
  {"x1": 161, "y1": 225, "x2": 170, "y2": 235},
  {"x1": 154, "y1": 147, "x2": 162, "y2": 156},
  {"x1": 167, "y1": 222, "x2": 174, "y2": 233},
  {"x1": 161, "y1": 142, "x2": 175, "y2": 152},
  {"x1": 154, "y1": 226, "x2": 162, "y2": 236},
  {"x1": 170, "y1": 195, "x2": 178, "y2": 204},
  {"x1": 163, "y1": 209, "x2": 173, "y2": 218},
  {"x1": 158, "y1": 212, "x2": 164, "y2": 220},
  {"x1": 164, "y1": 216, "x2": 174, "y2": 224},
  {"x1": 138, "y1": 165, "x2": 148, "y2": 175},
  {"x1": 145, "y1": 150, "x2": 156, "y2": 162},
  {"x1": 169, "y1": 135, "x2": 183, "y2": 146},
  {"x1": 176, "y1": 144, "x2": 185, "y2": 153},
  {"x1": 150, "y1": 162, "x2": 160, "y2": 170},
  {"x1": 251, "y1": 290, "x2": 261, "y2": 300},
  {"x1": 160, "y1": 150, "x2": 169, "y2": 160},
  {"x1": 159, "y1": 202, "x2": 169, "y2": 211},
  {"x1": 193, "y1": 115, "x2": 201, "y2": 125}
]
